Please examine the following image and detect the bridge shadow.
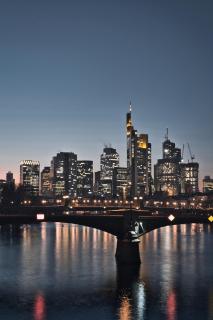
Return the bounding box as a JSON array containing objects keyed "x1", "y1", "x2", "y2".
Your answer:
[{"x1": 116, "y1": 264, "x2": 140, "y2": 292}]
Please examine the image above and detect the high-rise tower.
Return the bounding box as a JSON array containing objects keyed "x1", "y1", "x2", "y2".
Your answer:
[
  {"x1": 180, "y1": 162, "x2": 199, "y2": 194},
  {"x1": 126, "y1": 102, "x2": 152, "y2": 196},
  {"x1": 41, "y1": 166, "x2": 51, "y2": 196},
  {"x1": 154, "y1": 132, "x2": 181, "y2": 195},
  {"x1": 20, "y1": 160, "x2": 40, "y2": 196},
  {"x1": 77, "y1": 160, "x2": 93, "y2": 197},
  {"x1": 100, "y1": 146, "x2": 119, "y2": 196},
  {"x1": 51, "y1": 152, "x2": 77, "y2": 197},
  {"x1": 126, "y1": 102, "x2": 133, "y2": 178}
]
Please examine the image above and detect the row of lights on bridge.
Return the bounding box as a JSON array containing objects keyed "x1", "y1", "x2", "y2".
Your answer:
[
  {"x1": 20, "y1": 198, "x2": 144, "y2": 206},
  {"x1": 39, "y1": 198, "x2": 143, "y2": 205},
  {"x1": 36, "y1": 213, "x2": 213, "y2": 223},
  {"x1": 168, "y1": 214, "x2": 213, "y2": 223}
]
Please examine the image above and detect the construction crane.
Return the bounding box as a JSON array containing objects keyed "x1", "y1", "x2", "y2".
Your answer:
[
  {"x1": 181, "y1": 144, "x2": 184, "y2": 162},
  {"x1": 187, "y1": 143, "x2": 195, "y2": 162}
]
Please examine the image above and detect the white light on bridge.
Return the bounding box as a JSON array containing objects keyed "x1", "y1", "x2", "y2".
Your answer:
[
  {"x1": 168, "y1": 214, "x2": 175, "y2": 222},
  {"x1": 37, "y1": 214, "x2": 45, "y2": 221},
  {"x1": 208, "y1": 216, "x2": 213, "y2": 223}
]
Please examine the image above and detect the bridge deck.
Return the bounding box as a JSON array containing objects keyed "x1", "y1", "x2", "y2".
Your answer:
[{"x1": 0, "y1": 213, "x2": 211, "y2": 238}]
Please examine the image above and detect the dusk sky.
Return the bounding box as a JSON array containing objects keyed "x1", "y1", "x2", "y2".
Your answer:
[{"x1": 0, "y1": 0, "x2": 212, "y2": 184}]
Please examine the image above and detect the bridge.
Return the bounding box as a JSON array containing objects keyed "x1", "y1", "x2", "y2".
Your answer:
[{"x1": 0, "y1": 209, "x2": 212, "y2": 265}]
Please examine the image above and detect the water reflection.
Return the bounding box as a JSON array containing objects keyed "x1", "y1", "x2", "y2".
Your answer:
[
  {"x1": 117, "y1": 265, "x2": 145, "y2": 320},
  {"x1": 208, "y1": 289, "x2": 213, "y2": 320},
  {"x1": 34, "y1": 293, "x2": 46, "y2": 320},
  {"x1": 119, "y1": 296, "x2": 131, "y2": 320},
  {"x1": 0, "y1": 223, "x2": 212, "y2": 320},
  {"x1": 166, "y1": 290, "x2": 176, "y2": 320}
]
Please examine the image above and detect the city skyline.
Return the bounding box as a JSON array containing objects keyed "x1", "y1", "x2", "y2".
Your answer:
[
  {"x1": 0, "y1": 0, "x2": 212, "y2": 184},
  {"x1": 0, "y1": 104, "x2": 211, "y2": 188},
  {"x1": 0, "y1": 2, "x2": 212, "y2": 320}
]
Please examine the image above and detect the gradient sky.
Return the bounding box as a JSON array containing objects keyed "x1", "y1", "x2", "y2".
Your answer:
[{"x1": 0, "y1": 0, "x2": 212, "y2": 184}]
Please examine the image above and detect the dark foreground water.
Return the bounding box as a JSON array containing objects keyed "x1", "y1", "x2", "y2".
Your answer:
[{"x1": 0, "y1": 223, "x2": 212, "y2": 320}]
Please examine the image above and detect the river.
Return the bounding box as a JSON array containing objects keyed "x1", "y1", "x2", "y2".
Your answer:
[{"x1": 0, "y1": 222, "x2": 212, "y2": 319}]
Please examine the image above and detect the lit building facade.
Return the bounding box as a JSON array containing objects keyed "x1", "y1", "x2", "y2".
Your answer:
[
  {"x1": 154, "y1": 159, "x2": 180, "y2": 195},
  {"x1": 163, "y1": 138, "x2": 181, "y2": 162},
  {"x1": 100, "y1": 147, "x2": 119, "y2": 196},
  {"x1": 148, "y1": 143, "x2": 153, "y2": 194},
  {"x1": 51, "y1": 152, "x2": 77, "y2": 197},
  {"x1": 100, "y1": 147, "x2": 119, "y2": 180},
  {"x1": 77, "y1": 160, "x2": 93, "y2": 197},
  {"x1": 0, "y1": 180, "x2": 6, "y2": 203},
  {"x1": 112, "y1": 167, "x2": 128, "y2": 199},
  {"x1": 126, "y1": 103, "x2": 152, "y2": 196},
  {"x1": 94, "y1": 171, "x2": 101, "y2": 195},
  {"x1": 203, "y1": 176, "x2": 213, "y2": 193},
  {"x1": 154, "y1": 136, "x2": 181, "y2": 196},
  {"x1": 41, "y1": 166, "x2": 51, "y2": 196},
  {"x1": 20, "y1": 160, "x2": 40, "y2": 196},
  {"x1": 180, "y1": 162, "x2": 199, "y2": 194}
]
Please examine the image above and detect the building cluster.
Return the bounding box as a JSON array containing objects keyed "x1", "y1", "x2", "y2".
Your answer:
[
  {"x1": 19, "y1": 156, "x2": 93, "y2": 199},
  {"x1": 0, "y1": 103, "x2": 212, "y2": 205},
  {"x1": 154, "y1": 132, "x2": 199, "y2": 196}
]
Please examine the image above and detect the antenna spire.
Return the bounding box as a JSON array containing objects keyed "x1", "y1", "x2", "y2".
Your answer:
[
  {"x1": 129, "y1": 101, "x2": 132, "y2": 112},
  {"x1": 165, "y1": 128, "x2": 169, "y2": 140}
]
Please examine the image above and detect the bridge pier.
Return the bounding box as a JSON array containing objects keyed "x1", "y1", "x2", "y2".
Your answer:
[{"x1": 115, "y1": 239, "x2": 141, "y2": 265}]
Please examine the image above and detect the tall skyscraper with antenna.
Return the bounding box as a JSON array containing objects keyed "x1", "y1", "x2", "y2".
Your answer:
[{"x1": 126, "y1": 102, "x2": 152, "y2": 196}]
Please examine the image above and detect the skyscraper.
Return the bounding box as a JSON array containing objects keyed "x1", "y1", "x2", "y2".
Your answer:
[
  {"x1": 100, "y1": 146, "x2": 119, "y2": 196},
  {"x1": 6, "y1": 171, "x2": 15, "y2": 187},
  {"x1": 147, "y1": 143, "x2": 153, "y2": 194},
  {"x1": 77, "y1": 161, "x2": 93, "y2": 197},
  {"x1": 112, "y1": 167, "x2": 128, "y2": 199},
  {"x1": 41, "y1": 166, "x2": 51, "y2": 196},
  {"x1": 51, "y1": 152, "x2": 77, "y2": 197},
  {"x1": 126, "y1": 103, "x2": 152, "y2": 196},
  {"x1": 0, "y1": 180, "x2": 6, "y2": 203},
  {"x1": 180, "y1": 162, "x2": 199, "y2": 194},
  {"x1": 154, "y1": 133, "x2": 181, "y2": 196},
  {"x1": 94, "y1": 171, "x2": 101, "y2": 196},
  {"x1": 163, "y1": 131, "x2": 181, "y2": 162},
  {"x1": 20, "y1": 160, "x2": 40, "y2": 196}
]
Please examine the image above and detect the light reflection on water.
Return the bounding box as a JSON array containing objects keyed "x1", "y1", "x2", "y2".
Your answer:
[
  {"x1": 0, "y1": 223, "x2": 212, "y2": 319},
  {"x1": 34, "y1": 293, "x2": 46, "y2": 320}
]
